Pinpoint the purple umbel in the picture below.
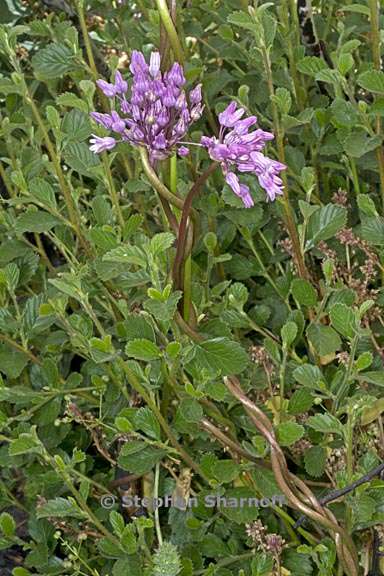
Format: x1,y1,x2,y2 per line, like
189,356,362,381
201,101,286,206
89,51,203,162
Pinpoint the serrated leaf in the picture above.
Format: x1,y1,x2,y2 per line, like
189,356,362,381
63,142,100,176
56,91,89,112
358,69,384,94
275,421,304,446
288,389,314,415
15,210,59,234
307,324,341,356
103,245,147,267
118,441,166,475
307,413,343,435
360,215,384,245
0,513,16,537
143,291,182,322
179,398,203,423
29,178,57,210
62,109,92,142
125,339,161,361
329,303,356,339
297,56,328,76
192,337,248,376
36,497,85,519
307,204,347,247
150,232,175,258
0,343,29,378
281,321,297,348
134,407,161,439
32,43,79,79
291,278,318,307
304,446,326,477
227,10,258,32
9,432,40,456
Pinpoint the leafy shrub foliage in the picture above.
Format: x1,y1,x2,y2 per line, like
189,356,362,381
0,1,383,575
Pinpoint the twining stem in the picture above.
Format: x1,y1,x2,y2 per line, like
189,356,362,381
155,0,185,63
368,0,384,210
172,163,218,291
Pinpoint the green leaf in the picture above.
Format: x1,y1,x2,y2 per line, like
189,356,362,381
32,43,79,79
125,339,161,361
358,371,384,387
288,389,314,415
213,460,240,483
56,91,89,112
275,421,305,446
62,109,92,142
297,56,328,76
0,512,16,537
307,324,341,356
307,413,343,435
329,303,356,339
291,278,318,307
227,11,258,32
153,541,181,576
134,407,161,440
0,343,29,378
304,446,326,477
281,321,298,349
15,210,59,234
307,204,347,247
90,335,116,363
120,525,137,555
271,87,291,114
9,432,40,456
355,351,373,372
150,232,175,258
103,245,147,267
63,142,100,176
358,70,384,94
293,364,324,388
29,178,57,210
143,291,182,322
179,398,203,423
37,497,86,519
192,337,248,376
360,215,384,245
118,441,166,475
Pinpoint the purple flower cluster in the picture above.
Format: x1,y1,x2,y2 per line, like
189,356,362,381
89,51,203,161
89,51,286,208
201,102,286,205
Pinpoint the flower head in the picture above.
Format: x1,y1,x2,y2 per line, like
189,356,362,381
90,51,203,162
89,135,116,153
201,101,286,206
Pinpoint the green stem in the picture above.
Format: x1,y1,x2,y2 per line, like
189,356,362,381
154,463,163,546
75,0,98,80
155,0,184,63
368,0,384,210
25,90,90,255
118,358,206,480
139,147,184,210
102,155,125,228
257,37,308,279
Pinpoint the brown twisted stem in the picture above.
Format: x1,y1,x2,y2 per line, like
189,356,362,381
172,163,218,290
224,375,359,576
